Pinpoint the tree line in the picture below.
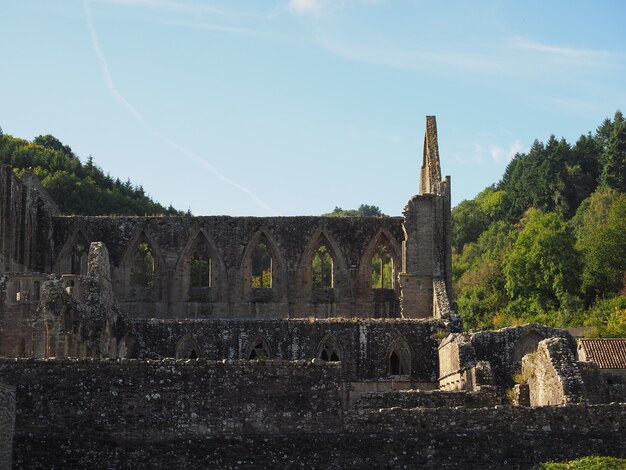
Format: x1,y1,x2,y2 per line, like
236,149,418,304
452,111,626,337
0,128,183,216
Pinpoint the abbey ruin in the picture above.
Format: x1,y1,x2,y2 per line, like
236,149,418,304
0,117,624,469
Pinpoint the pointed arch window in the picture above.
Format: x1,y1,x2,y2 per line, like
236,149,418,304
312,244,334,288
372,244,393,289
130,239,155,288
388,338,411,376
190,236,212,288
319,341,340,362
251,240,272,289
175,334,200,359
71,235,89,275
248,338,270,359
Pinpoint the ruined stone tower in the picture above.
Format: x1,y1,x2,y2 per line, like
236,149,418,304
399,116,453,319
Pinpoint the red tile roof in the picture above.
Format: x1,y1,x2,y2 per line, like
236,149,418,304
578,339,626,369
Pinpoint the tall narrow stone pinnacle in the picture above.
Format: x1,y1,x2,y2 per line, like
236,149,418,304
419,115,442,195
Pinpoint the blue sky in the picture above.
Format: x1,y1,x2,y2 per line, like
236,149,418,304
1,0,625,216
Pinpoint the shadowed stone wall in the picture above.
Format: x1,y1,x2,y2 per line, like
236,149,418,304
0,383,15,470
132,318,446,383
0,166,57,274
0,358,624,469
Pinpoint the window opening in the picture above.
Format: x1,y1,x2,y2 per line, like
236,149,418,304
312,244,333,288
130,240,155,288
320,342,340,362
190,236,211,288
372,244,393,289
251,241,272,288
33,280,41,301
248,339,270,359
71,237,89,275
388,340,411,375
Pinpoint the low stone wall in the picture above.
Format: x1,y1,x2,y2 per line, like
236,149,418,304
0,359,625,469
0,383,15,470
0,358,343,439
356,388,498,410
132,318,445,382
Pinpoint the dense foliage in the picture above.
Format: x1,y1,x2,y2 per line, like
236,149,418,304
453,111,626,336
0,128,182,216
323,204,384,217
533,456,626,469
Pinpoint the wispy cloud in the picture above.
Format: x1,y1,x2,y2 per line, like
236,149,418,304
317,35,510,76
287,0,325,15
452,138,524,166
83,0,278,215
508,36,619,69
151,19,263,35
285,0,383,17
316,33,623,79
91,0,229,16
489,141,523,164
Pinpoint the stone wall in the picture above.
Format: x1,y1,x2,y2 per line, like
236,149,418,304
50,215,408,320
356,388,498,410
0,274,49,358
0,383,15,470
0,358,624,469
522,337,586,406
132,318,445,383
440,324,574,391
0,165,57,273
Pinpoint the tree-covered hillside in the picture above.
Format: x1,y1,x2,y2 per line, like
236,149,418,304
453,111,626,337
0,128,182,216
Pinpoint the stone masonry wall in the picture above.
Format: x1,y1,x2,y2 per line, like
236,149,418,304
356,388,498,410
50,215,407,319
0,358,343,468
0,383,15,470
469,324,574,390
522,337,586,406
0,165,56,273
0,358,624,469
0,274,49,358
132,318,445,383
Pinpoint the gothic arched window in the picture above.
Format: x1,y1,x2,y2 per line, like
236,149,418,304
372,244,393,289
248,337,270,359
252,241,272,289
320,341,340,362
130,239,155,288
175,334,200,359
312,244,333,288
190,236,211,288
388,338,411,376
71,235,89,275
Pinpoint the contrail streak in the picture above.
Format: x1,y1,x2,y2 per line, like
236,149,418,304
83,0,278,215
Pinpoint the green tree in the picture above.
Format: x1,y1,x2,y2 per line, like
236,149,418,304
0,132,182,216
451,199,487,252
576,190,626,300
324,205,385,217
503,210,581,317
33,134,74,157
453,220,516,329
599,110,626,193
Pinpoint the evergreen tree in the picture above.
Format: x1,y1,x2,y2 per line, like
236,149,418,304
599,111,626,192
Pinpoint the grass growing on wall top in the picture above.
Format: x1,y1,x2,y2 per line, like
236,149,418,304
534,456,626,469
